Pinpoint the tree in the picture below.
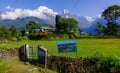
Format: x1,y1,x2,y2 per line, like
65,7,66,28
55,15,63,32
26,21,40,32
21,29,26,36
0,26,11,40
55,15,78,33
95,22,104,36
102,5,120,23
104,22,120,36
64,18,78,33
78,28,82,34
9,25,18,37
102,5,120,36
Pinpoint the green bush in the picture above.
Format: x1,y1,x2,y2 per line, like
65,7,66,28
79,35,115,39
28,32,53,40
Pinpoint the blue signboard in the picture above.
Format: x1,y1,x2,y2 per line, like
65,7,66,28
56,40,77,53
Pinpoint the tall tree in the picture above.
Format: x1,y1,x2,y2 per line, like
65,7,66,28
26,21,40,32
105,22,120,36
102,5,120,36
102,5,120,23
55,15,63,32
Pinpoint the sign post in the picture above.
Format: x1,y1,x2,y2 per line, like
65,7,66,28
56,40,77,57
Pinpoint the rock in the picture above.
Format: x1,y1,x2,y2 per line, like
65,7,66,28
0,53,2,57
33,68,38,71
0,48,18,60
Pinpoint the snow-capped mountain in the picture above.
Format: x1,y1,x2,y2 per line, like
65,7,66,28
84,17,107,34
0,6,111,33
0,17,51,28
59,11,94,29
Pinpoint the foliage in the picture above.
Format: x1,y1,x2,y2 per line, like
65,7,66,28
104,22,120,36
102,5,120,23
55,15,63,32
48,56,120,73
79,35,115,39
20,29,26,36
26,21,40,32
116,30,120,38
55,15,78,33
95,22,104,36
0,26,12,40
9,25,19,37
28,32,53,40
52,33,70,40
0,25,22,41
102,5,120,37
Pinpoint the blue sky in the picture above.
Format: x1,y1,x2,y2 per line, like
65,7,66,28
0,0,120,17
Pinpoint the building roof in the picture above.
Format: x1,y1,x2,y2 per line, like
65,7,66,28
41,27,55,29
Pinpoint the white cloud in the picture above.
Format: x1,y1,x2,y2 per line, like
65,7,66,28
2,6,58,20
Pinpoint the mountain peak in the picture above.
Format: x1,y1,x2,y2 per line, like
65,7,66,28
62,9,69,14
85,16,95,22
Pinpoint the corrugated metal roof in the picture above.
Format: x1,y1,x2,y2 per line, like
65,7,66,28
41,27,54,29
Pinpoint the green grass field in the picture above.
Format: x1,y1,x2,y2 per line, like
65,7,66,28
1,39,120,58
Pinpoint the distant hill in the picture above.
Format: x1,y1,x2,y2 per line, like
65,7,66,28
0,17,52,29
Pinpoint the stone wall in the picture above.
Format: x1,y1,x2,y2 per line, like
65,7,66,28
0,48,18,61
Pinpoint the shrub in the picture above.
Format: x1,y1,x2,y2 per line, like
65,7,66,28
28,32,53,40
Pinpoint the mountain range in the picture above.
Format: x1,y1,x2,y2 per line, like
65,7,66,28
0,6,108,33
